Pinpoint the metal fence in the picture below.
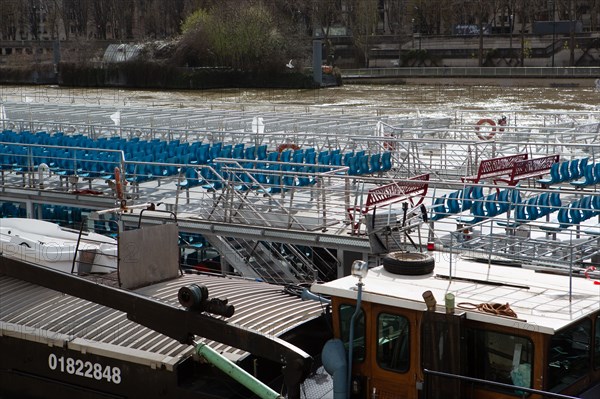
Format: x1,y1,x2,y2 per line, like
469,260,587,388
342,67,600,79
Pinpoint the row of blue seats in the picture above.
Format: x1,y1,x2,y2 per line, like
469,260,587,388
570,162,600,188
430,186,486,221
2,130,392,181
178,160,322,193
456,189,522,225
0,201,26,218
510,191,561,224
131,147,394,190
538,157,589,186
1,130,271,163
0,144,122,179
539,195,600,232
39,204,84,227
3,130,374,169
432,185,600,233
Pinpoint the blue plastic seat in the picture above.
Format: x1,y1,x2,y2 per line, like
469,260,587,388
342,151,354,166
430,195,448,221
577,158,589,177
317,151,330,164
580,196,594,221
508,188,522,208
357,154,369,175
295,166,313,186
568,199,583,225
457,197,486,225
369,153,381,174
256,145,267,160
570,164,595,188
380,152,392,172
319,153,332,171
233,143,245,159
538,162,561,186
280,150,292,163
346,155,359,176
178,167,201,189
467,185,484,200
594,163,600,184
458,189,473,211
539,207,571,233
525,196,540,221
245,146,256,160
568,158,583,180
305,150,317,165
209,142,222,161
592,194,600,214
200,163,223,191
267,151,279,162
536,192,550,217
196,144,210,164
446,191,461,214
484,192,502,217
220,144,233,158
292,150,305,165
514,202,527,223
549,191,562,212
558,161,571,182
496,190,511,214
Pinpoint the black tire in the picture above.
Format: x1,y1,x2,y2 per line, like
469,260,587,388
382,252,435,275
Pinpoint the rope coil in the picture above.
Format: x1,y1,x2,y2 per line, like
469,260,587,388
457,302,518,318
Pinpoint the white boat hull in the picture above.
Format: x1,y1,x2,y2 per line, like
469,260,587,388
0,218,117,274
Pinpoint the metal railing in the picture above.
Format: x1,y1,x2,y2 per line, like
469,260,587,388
342,66,600,79
423,369,580,399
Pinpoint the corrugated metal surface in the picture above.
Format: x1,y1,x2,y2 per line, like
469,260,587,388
0,272,325,362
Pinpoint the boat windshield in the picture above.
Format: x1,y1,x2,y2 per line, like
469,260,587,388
376,312,410,372
466,329,533,394
547,318,592,392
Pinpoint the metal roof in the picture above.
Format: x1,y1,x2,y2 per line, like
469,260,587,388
0,272,325,363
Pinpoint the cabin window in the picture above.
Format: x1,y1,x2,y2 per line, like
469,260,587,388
595,315,600,369
376,312,409,372
339,304,365,362
547,319,592,391
466,329,533,394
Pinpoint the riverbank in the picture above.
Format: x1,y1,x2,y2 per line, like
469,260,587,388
344,76,598,87
342,66,600,87
0,63,329,89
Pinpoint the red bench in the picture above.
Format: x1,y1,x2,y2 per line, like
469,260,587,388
495,154,560,186
462,153,528,183
348,173,430,234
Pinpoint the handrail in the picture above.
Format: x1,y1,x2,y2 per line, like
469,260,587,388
423,369,580,399
342,66,600,79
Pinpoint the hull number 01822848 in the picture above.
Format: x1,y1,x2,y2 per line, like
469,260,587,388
48,353,122,384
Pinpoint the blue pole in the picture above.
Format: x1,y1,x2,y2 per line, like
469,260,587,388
346,281,363,398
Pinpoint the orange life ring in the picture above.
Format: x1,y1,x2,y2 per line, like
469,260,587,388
475,119,497,140
277,143,300,152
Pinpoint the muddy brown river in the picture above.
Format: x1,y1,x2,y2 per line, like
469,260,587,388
1,83,598,115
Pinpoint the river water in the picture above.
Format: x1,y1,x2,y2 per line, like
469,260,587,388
1,83,599,116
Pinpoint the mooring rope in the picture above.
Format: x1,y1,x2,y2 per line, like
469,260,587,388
457,302,518,318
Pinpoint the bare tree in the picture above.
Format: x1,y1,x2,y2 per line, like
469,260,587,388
347,0,379,67
92,0,117,39
59,0,90,40
309,0,343,65
0,0,21,40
